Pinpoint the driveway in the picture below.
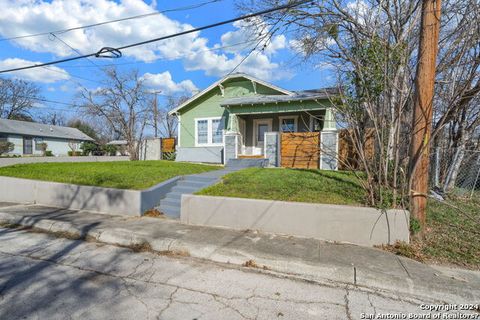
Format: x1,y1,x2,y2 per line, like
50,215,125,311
0,227,437,320
0,156,130,167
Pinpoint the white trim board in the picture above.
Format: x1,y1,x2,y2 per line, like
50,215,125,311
278,115,299,132
253,118,273,150
194,117,224,147
168,73,293,115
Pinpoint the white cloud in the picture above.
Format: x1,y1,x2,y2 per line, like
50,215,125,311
0,58,70,83
141,71,198,94
346,0,371,25
0,0,291,81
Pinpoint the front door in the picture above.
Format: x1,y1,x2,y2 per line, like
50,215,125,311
253,119,272,154
23,137,33,155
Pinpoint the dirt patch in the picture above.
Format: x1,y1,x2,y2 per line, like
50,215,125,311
143,209,164,218
377,241,426,262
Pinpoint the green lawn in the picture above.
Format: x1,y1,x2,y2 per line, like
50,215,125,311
421,196,479,268
382,195,480,269
0,161,220,190
197,167,366,206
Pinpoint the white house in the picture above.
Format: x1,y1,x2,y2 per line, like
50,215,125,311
0,118,94,156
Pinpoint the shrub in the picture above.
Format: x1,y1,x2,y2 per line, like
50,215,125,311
80,141,99,156
0,141,14,155
102,144,118,156
67,151,82,156
45,150,53,157
37,142,48,156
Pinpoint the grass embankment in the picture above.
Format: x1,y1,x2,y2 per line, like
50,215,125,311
197,167,365,206
0,161,219,190
385,195,480,269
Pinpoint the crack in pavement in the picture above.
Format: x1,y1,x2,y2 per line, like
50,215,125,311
344,285,353,320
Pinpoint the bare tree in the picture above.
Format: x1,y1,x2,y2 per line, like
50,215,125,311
241,0,480,209
37,111,66,126
0,78,41,120
79,68,149,160
149,94,188,138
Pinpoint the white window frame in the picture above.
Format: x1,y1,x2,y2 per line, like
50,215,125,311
194,117,224,147
252,118,273,149
278,115,298,132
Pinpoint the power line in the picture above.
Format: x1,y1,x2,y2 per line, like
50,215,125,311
0,0,311,74
0,0,223,42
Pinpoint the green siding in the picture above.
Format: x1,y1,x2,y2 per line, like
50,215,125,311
178,78,285,147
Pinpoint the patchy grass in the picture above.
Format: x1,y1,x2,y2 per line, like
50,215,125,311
383,196,480,269
0,160,220,190
197,168,366,206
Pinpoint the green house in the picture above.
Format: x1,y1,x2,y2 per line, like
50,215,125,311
169,73,339,170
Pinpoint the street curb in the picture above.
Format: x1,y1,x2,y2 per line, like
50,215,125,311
0,211,477,305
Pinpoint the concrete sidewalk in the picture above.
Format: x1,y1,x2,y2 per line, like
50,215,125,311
0,202,478,304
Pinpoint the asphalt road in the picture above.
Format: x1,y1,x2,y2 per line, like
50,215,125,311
0,227,470,320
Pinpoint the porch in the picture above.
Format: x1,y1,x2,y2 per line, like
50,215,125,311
223,108,339,170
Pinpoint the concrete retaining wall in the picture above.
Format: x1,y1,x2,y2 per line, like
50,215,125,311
176,147,223,164
181,195,410,247
0,176,180,216
0,156,130,168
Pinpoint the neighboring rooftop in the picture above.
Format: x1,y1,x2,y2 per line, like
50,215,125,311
221,87,339,106
107,140,128,145
0,118,94,141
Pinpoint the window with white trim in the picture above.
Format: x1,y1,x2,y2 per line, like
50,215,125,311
279,116,298,132
197,120,208,144
35,137,44,151
195,117,224,146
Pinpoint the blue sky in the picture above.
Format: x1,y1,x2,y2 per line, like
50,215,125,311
0,0,334,119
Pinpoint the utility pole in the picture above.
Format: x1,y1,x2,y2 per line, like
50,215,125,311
151,91,161,138
410,0,442,235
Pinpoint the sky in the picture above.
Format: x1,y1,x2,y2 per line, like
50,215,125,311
0,0,335,122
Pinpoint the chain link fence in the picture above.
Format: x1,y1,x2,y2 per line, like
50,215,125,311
430,147,480,199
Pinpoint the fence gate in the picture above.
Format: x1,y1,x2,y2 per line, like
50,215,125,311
281,132,320,169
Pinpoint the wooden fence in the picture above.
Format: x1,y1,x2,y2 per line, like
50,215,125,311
161,138,176,152
281,132,320,169
338,129,375,170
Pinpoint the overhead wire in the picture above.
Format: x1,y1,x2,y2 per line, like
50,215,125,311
0,0,223,42
0,0,311,74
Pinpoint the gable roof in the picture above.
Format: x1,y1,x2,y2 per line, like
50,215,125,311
221,87,339,106
0,118,95,141
168,73,293,115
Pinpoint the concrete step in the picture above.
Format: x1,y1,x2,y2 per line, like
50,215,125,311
160,197,181,207
176,180,212,189
161,192,182,202
185,175,217,183
171,185,199,194
158,204,180,218
226,158,268,168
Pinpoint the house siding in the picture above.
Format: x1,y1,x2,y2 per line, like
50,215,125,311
178,79,284,148
3,134,87,156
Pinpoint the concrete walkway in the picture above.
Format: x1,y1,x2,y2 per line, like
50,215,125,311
0,202,478,305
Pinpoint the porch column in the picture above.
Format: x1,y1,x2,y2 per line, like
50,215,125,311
323,107,336,131
320,107,338,170
223,132,240,164
227,113,239,133
264,132,280,167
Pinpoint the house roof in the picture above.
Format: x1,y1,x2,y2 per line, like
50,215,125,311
168,73,293,115
107,140,128,145
220,87,339,106
0,118,95,141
